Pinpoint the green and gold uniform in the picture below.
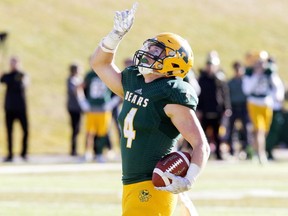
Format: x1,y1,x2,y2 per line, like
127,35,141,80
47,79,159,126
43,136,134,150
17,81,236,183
118,66,198,215
84,71,113,154
84,71,113,110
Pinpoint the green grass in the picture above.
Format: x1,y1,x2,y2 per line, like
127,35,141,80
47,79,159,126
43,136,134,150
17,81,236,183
0,160,288,216
0,0,288,155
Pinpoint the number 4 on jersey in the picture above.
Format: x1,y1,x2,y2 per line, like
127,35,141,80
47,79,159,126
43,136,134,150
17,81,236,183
123,108,138,148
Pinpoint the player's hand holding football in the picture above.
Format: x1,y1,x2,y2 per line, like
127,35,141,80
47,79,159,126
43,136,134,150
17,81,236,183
156,172,192,194
156,164,201,194
100,2,138,53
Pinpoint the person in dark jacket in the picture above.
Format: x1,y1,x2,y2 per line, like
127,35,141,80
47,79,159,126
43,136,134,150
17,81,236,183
227,61,250,157
66,63,84,156
1,56,29,162
197,51,231,160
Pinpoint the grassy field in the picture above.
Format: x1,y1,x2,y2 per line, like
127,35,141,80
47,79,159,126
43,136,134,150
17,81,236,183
0,159,288,216
0,0,288,155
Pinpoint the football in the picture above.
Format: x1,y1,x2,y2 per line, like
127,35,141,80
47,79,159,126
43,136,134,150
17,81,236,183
152,151,191,187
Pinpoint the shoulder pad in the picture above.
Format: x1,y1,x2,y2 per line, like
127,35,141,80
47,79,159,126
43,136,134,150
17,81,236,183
167,79,198,111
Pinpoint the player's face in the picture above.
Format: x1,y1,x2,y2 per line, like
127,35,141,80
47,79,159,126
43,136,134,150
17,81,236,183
148,45,165,58
206,62,219,73
139,40,166,66
133,39,168,75
146,45,165,65
234,65,244,76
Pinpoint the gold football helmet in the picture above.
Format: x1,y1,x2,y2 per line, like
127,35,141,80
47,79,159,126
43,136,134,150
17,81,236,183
244,50,269,67
133,32,194,78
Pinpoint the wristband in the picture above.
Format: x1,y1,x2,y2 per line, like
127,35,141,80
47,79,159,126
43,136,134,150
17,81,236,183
185,163,201,185
100,30,124,53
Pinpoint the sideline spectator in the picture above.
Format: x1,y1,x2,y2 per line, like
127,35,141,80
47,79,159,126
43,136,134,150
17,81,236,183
184,69,201,96
83,66,120,162
242,51,283,164
197,51,231,160
0,56,29,162
66,63,84,156
226,61,250,158
265,57,285,160
123,57,133,68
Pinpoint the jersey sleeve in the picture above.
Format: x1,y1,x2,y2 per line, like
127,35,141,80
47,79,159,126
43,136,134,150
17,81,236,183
167,80,198,111
121,66,138,89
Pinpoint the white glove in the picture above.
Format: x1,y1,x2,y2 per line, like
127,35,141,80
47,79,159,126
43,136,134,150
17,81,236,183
100,2,138,53
113,2,138,36
155,172,192,194
155,163,201,194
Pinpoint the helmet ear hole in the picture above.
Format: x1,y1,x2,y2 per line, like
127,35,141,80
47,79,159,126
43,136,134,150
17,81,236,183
172,63,180,68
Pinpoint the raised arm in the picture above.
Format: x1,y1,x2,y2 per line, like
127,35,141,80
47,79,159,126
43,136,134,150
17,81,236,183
90,46,123,97
90,3,138,98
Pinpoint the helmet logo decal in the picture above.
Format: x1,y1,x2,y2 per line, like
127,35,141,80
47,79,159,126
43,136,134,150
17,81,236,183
140,58,149,64
178,47,189,63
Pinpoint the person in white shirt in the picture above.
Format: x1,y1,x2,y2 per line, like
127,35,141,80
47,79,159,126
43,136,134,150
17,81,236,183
242,51,283,164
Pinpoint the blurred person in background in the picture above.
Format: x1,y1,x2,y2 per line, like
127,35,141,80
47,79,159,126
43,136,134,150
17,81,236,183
66,63,84,156
83,64,121,162
264,57,285,160
123,57,134,68
197,51,231,160
0,56,29,162
226,61,250,158
184,69,201,96
242,51,283,164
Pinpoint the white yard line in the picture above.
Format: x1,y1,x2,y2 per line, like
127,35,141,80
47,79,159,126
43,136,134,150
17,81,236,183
0,162,121,174
1,155,288,201
189,189,288,199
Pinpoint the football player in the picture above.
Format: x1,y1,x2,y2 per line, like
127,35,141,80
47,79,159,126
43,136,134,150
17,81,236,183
90,3,210,215
243,51,284,164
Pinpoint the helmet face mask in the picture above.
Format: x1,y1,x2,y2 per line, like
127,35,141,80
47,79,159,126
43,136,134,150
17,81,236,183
133,39,166,75
133,33,194,78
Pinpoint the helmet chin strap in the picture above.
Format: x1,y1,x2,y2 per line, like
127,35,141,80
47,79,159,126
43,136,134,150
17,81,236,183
138,66,174,77
138,67,167,77
138,64,154,75
138,64,173,77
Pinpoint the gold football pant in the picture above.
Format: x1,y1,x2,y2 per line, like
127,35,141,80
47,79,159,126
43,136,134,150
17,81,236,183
122,180,178,216
85,112,112,136
247,102,273,132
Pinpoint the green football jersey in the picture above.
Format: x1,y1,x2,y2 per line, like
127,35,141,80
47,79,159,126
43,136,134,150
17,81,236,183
118,66,198,185
84,70,113,109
